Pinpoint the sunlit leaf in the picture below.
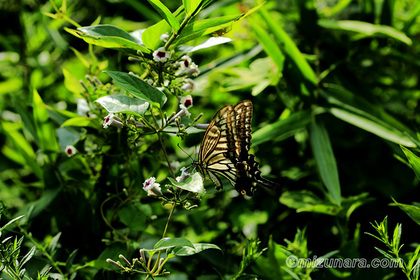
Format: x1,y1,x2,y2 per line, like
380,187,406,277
61,117,98,129
310,119,341,205
169,243,222,256
259,7,316,86
96,95,149,116
391,198,420,226
177,37,233,53
253,110,311,146
280,190,340,215
142,19,171,50
400,146,420,180
174,14,242,45
322,85,416,147
318,19,412,45
104,71,167,107
152,237,195,251
65,25,150,54
249,19,284,72
168,172,205,195
33,89,59,156
146,0,180,32
183,0,202,16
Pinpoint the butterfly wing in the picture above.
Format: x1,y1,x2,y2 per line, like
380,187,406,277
197,100,280,196
233,100,253,161
198,105,237,189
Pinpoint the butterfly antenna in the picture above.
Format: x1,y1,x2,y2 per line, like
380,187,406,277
177,143,194,162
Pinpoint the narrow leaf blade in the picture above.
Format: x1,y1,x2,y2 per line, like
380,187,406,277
310,119,341,205
147,0,180,32
401,146,420,180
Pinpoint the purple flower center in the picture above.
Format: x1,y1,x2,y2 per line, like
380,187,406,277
66,148,73,155
157,51,166,59
105,116,110,123
183,60,190,68
184,99,192,108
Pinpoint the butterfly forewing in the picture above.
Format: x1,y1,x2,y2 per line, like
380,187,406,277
198,105,237,189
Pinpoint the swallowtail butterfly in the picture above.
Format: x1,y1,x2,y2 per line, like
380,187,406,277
193,100,279,196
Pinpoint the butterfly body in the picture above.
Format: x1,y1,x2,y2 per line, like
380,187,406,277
194,100,279,196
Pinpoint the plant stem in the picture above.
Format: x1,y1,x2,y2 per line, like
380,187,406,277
162,202,176,239
150,106,176,179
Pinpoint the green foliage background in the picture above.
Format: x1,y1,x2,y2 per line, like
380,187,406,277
1,0,420,279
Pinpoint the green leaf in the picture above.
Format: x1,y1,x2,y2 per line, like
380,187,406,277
61,117,98,129
177,37,233,53
183,0,202,16
259,7,316,86
48,232,62,253
65,25,150,54
0,122,42,178
392,223,402,251
318,19,412,45
142,7,184,50
329,108,416,147
63,68,84,95
374,247,395,260
151,237,195,251
146,0,180,32
401,146,420,180
249,19,284,72
33,89,59,156
412,258,420,280
169,243,222,257
1,215,24,231
0,77,22,96
253,110,311,146
168,172,205,195
118,205,147,231
104,71,167,107
391,198,420,226
407,245,420,270
310,119,341,205
174,14,242,45
19,246,36,270
66,249,78,272
280,190,340,215
95,95,149,116
322,85,416,147
142,19,171,50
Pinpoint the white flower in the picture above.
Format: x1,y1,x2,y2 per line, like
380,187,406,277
103,113,123,129
143,177,156,191
188,62,200,76
169,103,191,123
77,99,90,116
179,55,192,71
153,47,170,63
65,145,77,157
143,177,162,197
176,167,191,182
179,105,191,118
180,94,193,108
159,33,169,41
180,80,195,92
